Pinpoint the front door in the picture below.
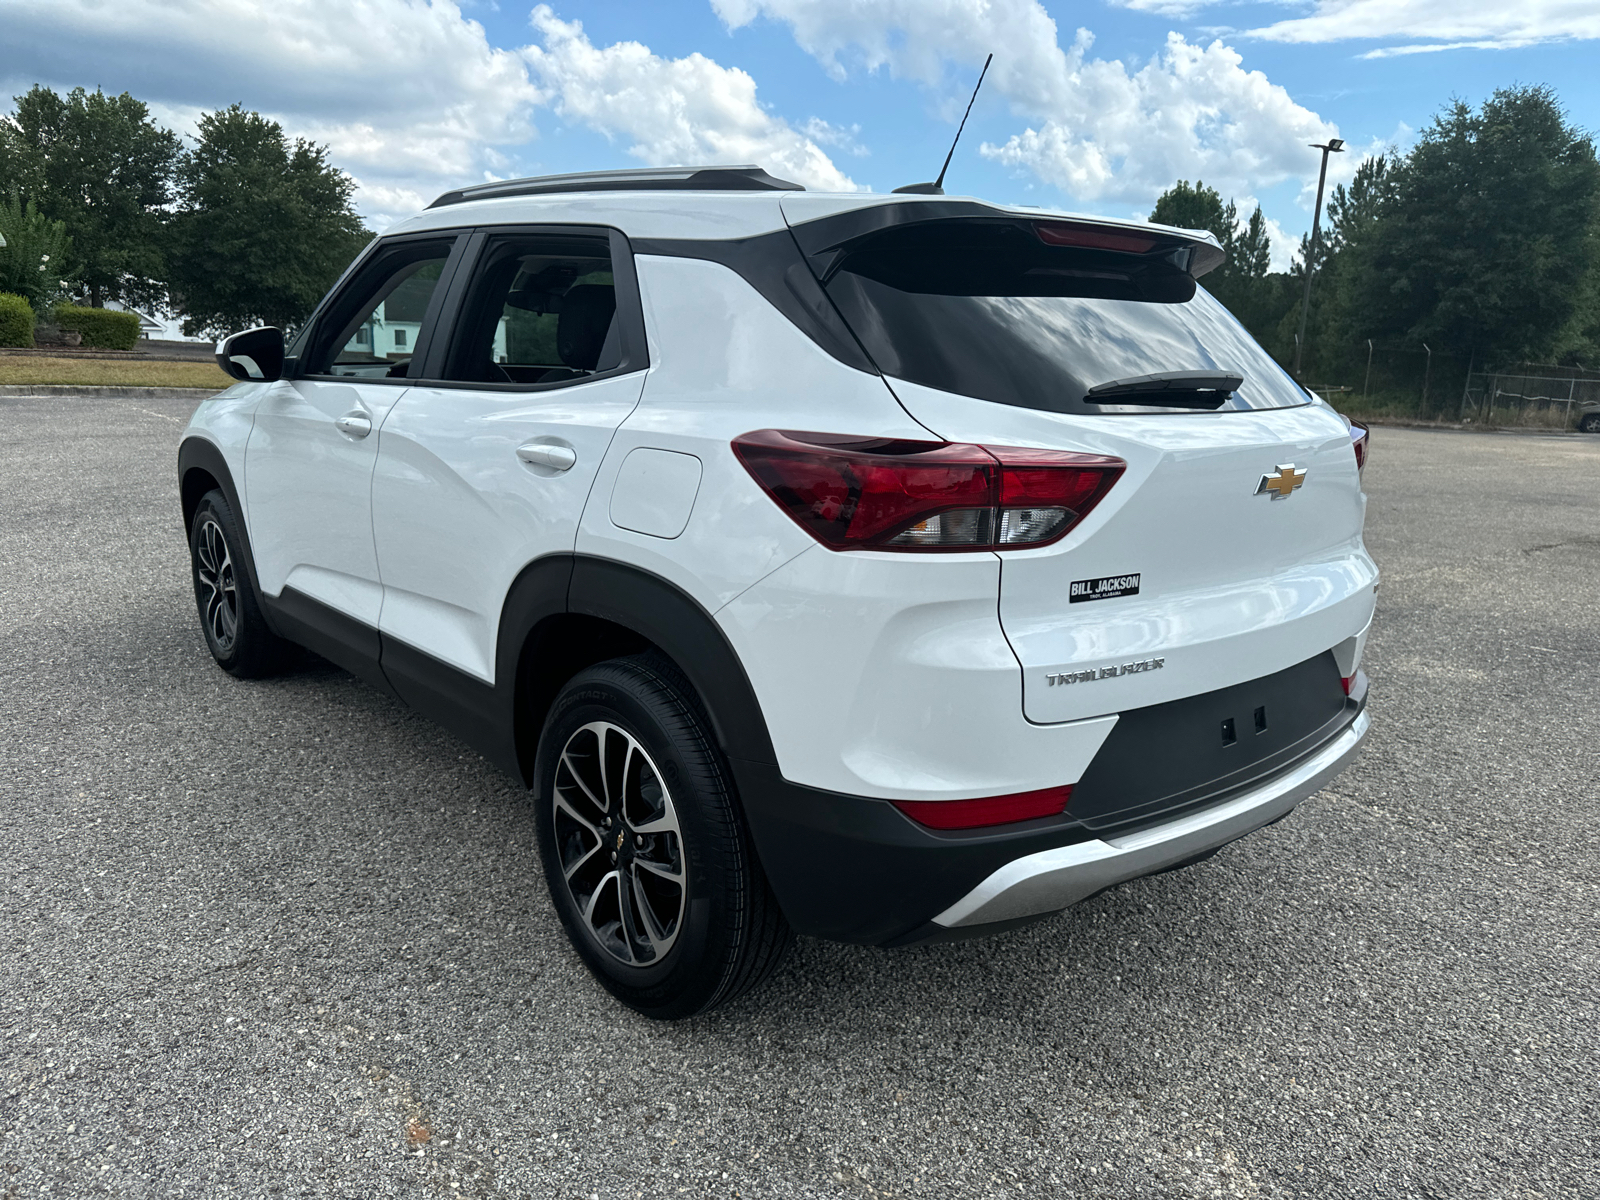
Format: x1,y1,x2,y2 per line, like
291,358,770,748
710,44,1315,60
244,236,460,629
370,228,649,684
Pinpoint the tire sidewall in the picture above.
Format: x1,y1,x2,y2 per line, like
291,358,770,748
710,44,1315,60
533,663,738,1015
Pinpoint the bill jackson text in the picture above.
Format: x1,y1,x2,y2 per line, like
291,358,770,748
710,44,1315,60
1046,657,1166,687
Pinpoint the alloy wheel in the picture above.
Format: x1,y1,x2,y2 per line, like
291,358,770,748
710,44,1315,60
552,721,688,966
195,517,239,653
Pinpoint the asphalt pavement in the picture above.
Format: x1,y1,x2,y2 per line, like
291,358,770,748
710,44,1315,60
2,393,1597,1199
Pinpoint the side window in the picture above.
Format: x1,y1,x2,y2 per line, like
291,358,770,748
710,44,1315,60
441,234,620,385
304,239,455,380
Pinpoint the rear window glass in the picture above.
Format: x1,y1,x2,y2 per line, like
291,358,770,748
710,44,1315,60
821,221,1307,415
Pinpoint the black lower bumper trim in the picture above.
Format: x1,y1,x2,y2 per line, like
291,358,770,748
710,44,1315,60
736,660,1366,947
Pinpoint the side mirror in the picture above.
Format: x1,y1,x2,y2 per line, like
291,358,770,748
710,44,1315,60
216,326,285,382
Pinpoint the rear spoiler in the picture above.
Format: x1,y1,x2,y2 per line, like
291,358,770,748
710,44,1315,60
787,199,1227,283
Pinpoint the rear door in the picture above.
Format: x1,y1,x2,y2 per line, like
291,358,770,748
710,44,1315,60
369,226,649,683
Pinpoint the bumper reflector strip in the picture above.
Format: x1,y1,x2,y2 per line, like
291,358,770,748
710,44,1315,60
892,785,1073,830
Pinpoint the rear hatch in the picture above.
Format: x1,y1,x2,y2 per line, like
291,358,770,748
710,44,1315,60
783,197,1377,726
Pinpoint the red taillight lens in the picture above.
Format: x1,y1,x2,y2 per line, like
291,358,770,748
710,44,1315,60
1349,420,1369,476
732,430,1124,552
892,785,1072,830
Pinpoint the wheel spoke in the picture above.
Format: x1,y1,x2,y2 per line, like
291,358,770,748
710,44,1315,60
629,812,678,836
581,869,618,925
560,750,607,814
632,855,683,883
629,863,678,960
553,789,602,840
562,839,603,881
582,870,635,965
615,868,648,958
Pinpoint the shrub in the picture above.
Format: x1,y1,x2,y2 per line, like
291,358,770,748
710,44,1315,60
0,191,73,309
0,293,34,348
55,303,142,350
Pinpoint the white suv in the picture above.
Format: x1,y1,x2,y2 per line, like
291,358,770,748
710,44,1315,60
180,165,1376,1018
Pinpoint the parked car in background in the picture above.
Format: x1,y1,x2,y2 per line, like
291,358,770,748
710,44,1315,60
179,165,1376,1017
1578,400,1600,432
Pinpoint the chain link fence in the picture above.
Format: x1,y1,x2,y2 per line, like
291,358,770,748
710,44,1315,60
1460,363,1600,427
1303,343,1472,419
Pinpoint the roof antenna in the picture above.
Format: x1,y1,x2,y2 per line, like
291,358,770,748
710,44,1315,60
894,54,992,196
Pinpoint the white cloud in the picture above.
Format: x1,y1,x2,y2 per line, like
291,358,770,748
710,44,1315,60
1109,0,1209,16
0,0,858,228
1358,40,1541,59
715,0,1342,212
800,117,869,157
1246,0,1600,50
521,6,859,190
0,0,540,225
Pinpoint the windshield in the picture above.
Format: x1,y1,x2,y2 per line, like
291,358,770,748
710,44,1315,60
821,220,1308,415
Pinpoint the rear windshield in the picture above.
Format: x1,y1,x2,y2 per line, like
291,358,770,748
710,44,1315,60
821,220,1308,415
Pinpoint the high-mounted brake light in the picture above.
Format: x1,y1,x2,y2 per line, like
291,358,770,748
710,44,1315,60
892,785,1073,830
1349,420,1369,476
1035,222,1156,254
732,430,1125,552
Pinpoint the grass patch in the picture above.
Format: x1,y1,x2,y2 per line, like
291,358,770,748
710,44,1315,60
0,355,232,390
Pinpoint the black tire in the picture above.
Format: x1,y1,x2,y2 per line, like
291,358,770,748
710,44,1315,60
534,654,792,1018
1579,413,1600,433
188,489,295,678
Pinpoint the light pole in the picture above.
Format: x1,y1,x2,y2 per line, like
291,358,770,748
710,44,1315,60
1293,137,1345,377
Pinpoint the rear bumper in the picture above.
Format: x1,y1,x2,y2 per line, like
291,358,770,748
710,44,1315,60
735,676,1368,947
931,707,1368,928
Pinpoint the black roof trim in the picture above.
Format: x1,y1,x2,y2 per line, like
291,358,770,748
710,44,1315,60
427,165,805,209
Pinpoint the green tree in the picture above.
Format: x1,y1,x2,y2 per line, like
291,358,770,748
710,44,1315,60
0,86,180,309
1281,154,1392,372
0,189,74,308
166,105,370,337
1550,209,1600,365
1348,85,1600,364
1150,179,1275,334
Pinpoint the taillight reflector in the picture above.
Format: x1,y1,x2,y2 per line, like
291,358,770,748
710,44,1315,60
1349,420,1369,476
732,430,1125,552
892,786,1072,830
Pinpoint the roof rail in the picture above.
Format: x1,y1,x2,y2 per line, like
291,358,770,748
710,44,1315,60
427,165,805,209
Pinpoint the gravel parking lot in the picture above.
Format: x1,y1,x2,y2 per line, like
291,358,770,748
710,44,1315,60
2,392,1597,1199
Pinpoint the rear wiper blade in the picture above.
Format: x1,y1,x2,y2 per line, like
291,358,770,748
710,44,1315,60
1085,370,1244,409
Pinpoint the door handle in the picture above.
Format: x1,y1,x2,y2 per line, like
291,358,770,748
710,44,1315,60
516,442,577,472
335,411,372,439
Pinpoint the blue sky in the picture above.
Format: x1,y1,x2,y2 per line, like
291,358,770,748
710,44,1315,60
2,0,1597,272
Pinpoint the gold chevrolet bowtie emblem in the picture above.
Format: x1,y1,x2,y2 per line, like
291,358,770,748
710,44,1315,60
1255,464,1307,499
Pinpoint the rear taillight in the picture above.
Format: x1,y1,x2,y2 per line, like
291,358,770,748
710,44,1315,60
892,785,1072,830
732,430,1124,552
1349,420,1369,476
